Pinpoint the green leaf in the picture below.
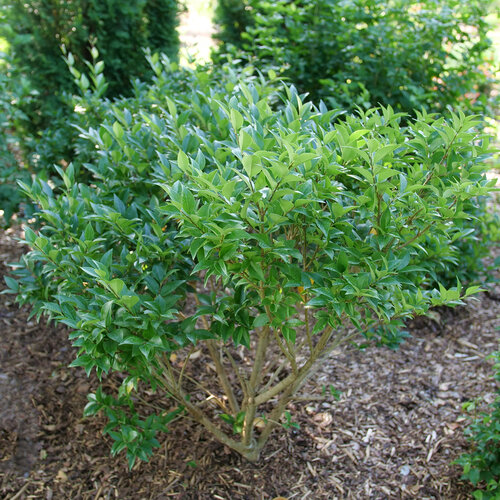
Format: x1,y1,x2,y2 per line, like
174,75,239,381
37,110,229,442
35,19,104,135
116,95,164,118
24,227,37,244
177,150,190,172
336,251,349,273
169,180,183,204
121,295,139,310
293,152,318,164
4,276,18,292
109,278,125,296
377,168,400,182
121,335,144,346
253,314,269,328
373,145,398,164
239,130,253,150
230,109,244,130
233,326,250,347
84,223,95,241
181,188,196,214
312,316,328,334
113,121,124,140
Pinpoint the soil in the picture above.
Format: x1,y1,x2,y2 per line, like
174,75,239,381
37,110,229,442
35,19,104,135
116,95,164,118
0,224,499,500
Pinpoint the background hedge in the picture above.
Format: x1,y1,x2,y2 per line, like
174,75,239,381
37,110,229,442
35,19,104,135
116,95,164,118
2,0,180,132
214,0,496,115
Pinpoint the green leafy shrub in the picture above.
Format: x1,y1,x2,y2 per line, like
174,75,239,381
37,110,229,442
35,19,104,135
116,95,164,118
455,350,500,499
6,61,495,466
214,0,496,115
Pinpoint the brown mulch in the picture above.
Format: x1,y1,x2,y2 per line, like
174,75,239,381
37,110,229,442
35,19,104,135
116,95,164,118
0,225,498,500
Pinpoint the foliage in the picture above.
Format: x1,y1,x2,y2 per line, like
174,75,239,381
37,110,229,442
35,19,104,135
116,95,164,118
5,59,496,466
0,1,180,223
0,43,107,224
429,197,499,289
214,0,496,115
212,0,499,288
27,46,112,178
455,350,500,499
0,54,34,226
2,0,180,133
213,0,255,47
81,0,180,96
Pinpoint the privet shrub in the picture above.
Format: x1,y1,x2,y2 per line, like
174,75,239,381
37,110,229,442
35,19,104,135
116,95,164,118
2,0,180,132
455,350,500,499
214,0,495,114
6,62,495,466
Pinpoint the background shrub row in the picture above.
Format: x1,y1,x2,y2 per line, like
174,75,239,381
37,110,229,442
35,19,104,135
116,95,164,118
214,0,497,116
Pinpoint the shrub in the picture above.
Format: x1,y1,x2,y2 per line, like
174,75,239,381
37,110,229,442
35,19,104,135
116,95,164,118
6,61,495,466
455,350,500,499
214,0,496,115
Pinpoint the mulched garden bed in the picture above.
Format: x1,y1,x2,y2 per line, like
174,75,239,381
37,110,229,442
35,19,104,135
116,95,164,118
0,224,498,500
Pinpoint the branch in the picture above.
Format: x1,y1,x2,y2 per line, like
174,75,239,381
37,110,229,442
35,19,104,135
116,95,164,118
159,354,229,412
271,324,297,372
207,340,240,414
242,325,271,446
260,336,309,394
174,381,251,457
397,223,432,250
193,294,240,414
254,373,294,406
177,345,196,389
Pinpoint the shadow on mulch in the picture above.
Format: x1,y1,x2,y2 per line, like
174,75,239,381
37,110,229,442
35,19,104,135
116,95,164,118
0,225,498,500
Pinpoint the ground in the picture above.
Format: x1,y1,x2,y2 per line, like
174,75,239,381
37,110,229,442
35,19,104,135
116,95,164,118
0,223,498,500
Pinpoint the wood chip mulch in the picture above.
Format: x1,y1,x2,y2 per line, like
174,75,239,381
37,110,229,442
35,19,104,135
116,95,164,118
0,225,498,500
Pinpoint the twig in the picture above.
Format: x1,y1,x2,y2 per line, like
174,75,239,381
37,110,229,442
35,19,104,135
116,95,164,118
261,337,309,394
8,481,30,500
222,346,249,397
397,223,432,250
177,345,196,390
271,325,297,372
